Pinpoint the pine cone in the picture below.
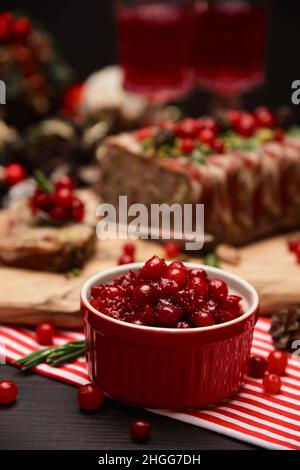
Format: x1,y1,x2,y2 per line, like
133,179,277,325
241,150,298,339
270,307,300,351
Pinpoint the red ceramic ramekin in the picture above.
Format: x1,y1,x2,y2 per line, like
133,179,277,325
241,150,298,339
81,262,259,410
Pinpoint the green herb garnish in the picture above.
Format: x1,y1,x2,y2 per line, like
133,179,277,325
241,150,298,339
14,340,86,371
34,169,54,193
204,252,220,268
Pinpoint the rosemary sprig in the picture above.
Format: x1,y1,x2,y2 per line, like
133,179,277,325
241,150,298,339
34,169,54,193
204,252,220,268
13,340,86,371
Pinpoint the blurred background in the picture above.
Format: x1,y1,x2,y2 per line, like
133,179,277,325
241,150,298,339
1,0,299,118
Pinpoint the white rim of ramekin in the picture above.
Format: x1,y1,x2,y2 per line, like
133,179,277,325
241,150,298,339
81,262,259,334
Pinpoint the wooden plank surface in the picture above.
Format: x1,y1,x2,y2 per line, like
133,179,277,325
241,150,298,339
0,229,299,327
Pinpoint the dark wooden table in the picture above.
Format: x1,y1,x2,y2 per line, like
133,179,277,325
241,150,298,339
0,364,256,450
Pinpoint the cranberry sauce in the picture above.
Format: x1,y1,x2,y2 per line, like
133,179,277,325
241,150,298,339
89,257,243,329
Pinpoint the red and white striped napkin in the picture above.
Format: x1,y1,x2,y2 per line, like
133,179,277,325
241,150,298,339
0,318,299,450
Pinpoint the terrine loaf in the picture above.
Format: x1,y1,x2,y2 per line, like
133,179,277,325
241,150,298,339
0,176,98,272
97,109,300,245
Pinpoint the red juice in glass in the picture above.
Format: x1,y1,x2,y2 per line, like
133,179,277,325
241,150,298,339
117,1,195,101
194,1,267,96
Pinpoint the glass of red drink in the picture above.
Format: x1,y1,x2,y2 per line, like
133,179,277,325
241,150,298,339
194,0,267,97
116,0,195,102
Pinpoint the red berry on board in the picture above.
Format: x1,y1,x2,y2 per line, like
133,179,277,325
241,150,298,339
11,17,32,40
71,197,85,222
78,383,104,410
233,113,256,137
160,120,177,132
209,279,228,300
4,163,27,186
156,301,183,327
198,128,215,146
140,256,165,281
136,128,152,141
198,117,219,134
55,176,75,191
254,106,276,129
263,373,282,394
228,109,242,126
164,241,181,259
0,380,18,405
49,205,68,220
0,14,11,41
35,323,55,346
118,254,135,265
180,138,195,154
288,238,300,252
130,420,151,443
274,128,284,142
123,242,136,257
248,355,268,378
165,262,187,288
175,119,200,139
61,83,85,116
267,350,288,376
54,188,73,208
211,138,224,154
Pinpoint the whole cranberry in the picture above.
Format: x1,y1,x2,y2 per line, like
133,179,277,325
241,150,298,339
274,128,284,142
160,120,177,132
33,191,54,211
104,286,123,299
189,268,207,279
49,205,68,220
180,138,195,154
11,17,32,40
118,254,134,265
4,163,27,186
267,350,288,376
233,113,256,137
176,118,200,139
55,175,75,191
78,383,104,410
164,241,181,259
141,304,157,326
211,138,224,154
248,355,268,378
263,373,282,395
254,106,276,129
136,128,152,141
71,197,85,222
130,420,151,443
132,284,157,306
165,262,187,288
198,117,219,134
0,14,11,41
220,295,242,317
35,323,55,345
55,188,73,208
140,256,165,281
198,128,215,146
191,309,214,327
215,309,235,324
159,278,180,297
188,276,209,297
0,380,18,405
209,279,228,300
228,109,242,126
156,301,183,327
123,242,136,257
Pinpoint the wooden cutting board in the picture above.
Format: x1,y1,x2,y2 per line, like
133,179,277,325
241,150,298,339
0,228,299,327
